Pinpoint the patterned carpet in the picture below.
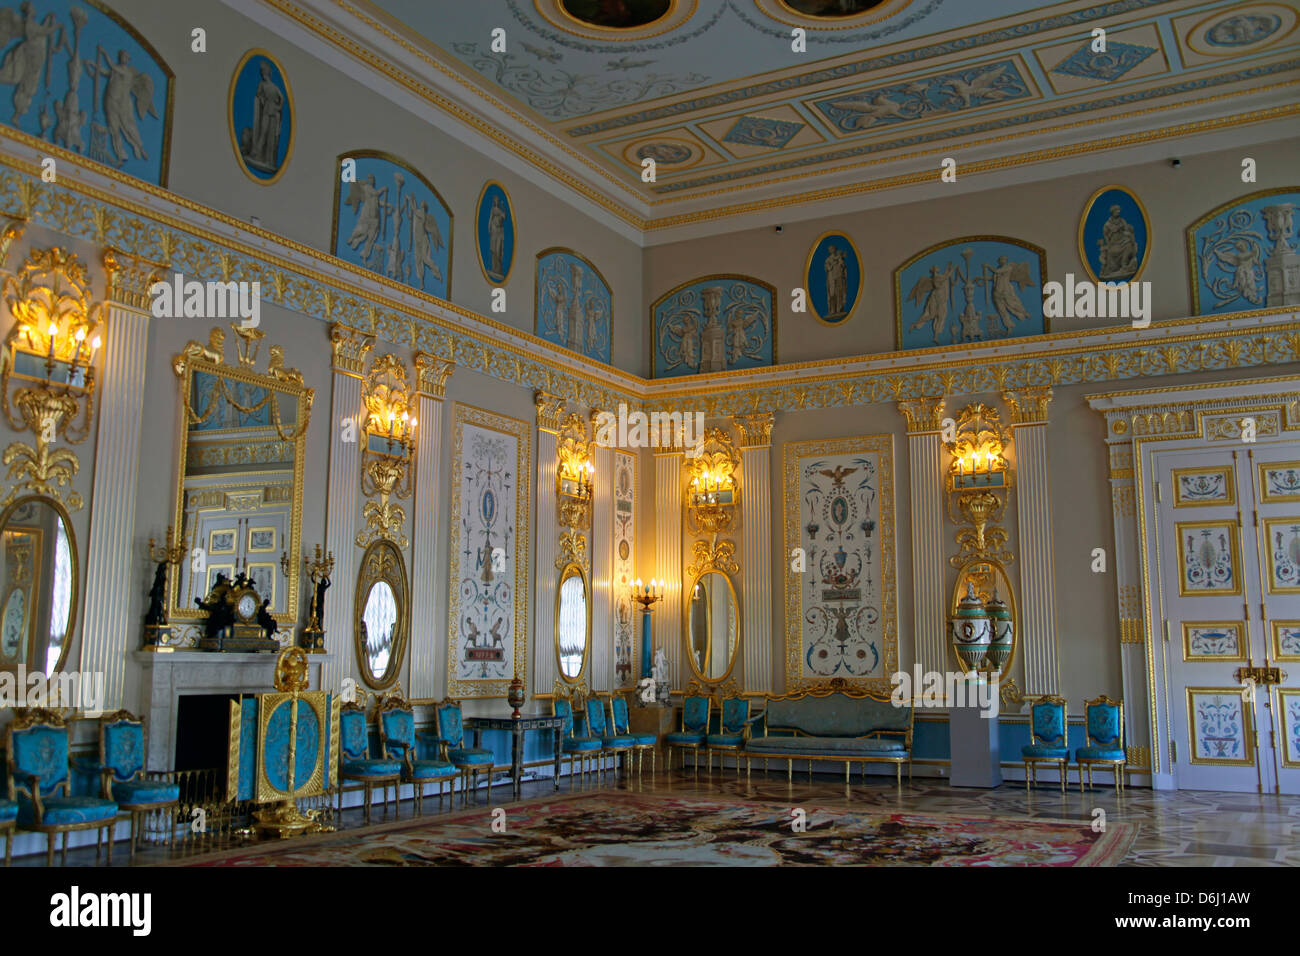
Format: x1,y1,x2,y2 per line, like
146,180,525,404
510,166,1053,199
184,790,1137,866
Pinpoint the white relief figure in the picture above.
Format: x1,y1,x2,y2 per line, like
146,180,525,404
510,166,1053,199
907,262,957,345
585,296,603,356
90,47,156,164
824,242,847,318
0,2,60,124
679,314,699,369
726,306,748,363
382,172,406,282
988,256,1033,333
407,197,444,290
1097,204,1139,280
345,173,387,263
1215,239,1263,305
543,270,568,344
566,263,585,352
245,60,284,172
52,6,88,152
487,195,506,278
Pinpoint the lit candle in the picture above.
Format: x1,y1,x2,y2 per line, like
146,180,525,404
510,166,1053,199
89,335,101,365
46,321,57,358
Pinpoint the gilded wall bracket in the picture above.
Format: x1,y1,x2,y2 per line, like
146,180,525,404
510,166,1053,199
357,353,416,549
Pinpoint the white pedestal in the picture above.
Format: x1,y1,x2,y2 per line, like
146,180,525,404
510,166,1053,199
948,681,1002,788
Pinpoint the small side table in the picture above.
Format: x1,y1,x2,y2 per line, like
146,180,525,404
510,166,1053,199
466,714,565,800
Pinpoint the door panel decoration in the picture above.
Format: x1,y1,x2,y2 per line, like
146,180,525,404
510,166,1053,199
1171,465,1235,507
1263,518,1300,592
1280,689,1300,769
1186,688,1254,766
1259,460,1300,503
1273,621,1300,662
1181,621,1245,662
1175,520,1241,595
447,404,530,699
782,434,896,694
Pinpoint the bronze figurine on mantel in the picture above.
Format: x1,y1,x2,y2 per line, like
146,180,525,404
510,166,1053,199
282,544,333,653
142,527,186,652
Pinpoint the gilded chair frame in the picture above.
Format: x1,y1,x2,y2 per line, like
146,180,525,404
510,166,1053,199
551,679,600,786
706,694,752,776
585,692,631,778
433,697,495,806
337,698,399,823
609,692,657,776
0,806,11,866
6,708,117,866
1023,695,1069,793
1078,695,1126,793
376,690,454,815
665,693,712,777
742,688,914,786
94,710,178,857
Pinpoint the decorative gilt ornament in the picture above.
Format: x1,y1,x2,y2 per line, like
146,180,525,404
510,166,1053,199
556,412,593,532
687,537,738,578
684,426,740,536
944,403,1015,567
357,353,416,549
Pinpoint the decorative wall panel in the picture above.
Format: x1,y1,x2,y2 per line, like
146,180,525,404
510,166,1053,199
613,449,636,688
895,236,1046,350
447,404,531,698
1186,688,1253,766
782,435,896,694
535,248,611,364
332,150,453,300
1263,517,1300,593
652,275,774,377
1181,622,1245,662
1175,520,1241,595
1188,187,1300,314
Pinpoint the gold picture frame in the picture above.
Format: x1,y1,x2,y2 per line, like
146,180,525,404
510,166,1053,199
1170,465,1235,507
208,528,236,555
1181,621,1246,662
1185,687,1255,767
247,526,276,553
1262,517,1300,594
1077,183,1152,285
1278,688,1300,769
1258,460,1300,503
1174,520,1242,596
1272,621,1300,662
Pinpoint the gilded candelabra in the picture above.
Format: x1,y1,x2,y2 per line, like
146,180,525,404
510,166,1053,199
685,427,739,537
357,354,416,549
944,403,1014,567
631,578,664,680
556,413,593,531
283,544,334,653
1,247,103,512
143,526,187,652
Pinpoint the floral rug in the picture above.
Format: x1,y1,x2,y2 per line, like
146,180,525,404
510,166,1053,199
183,791,1137,866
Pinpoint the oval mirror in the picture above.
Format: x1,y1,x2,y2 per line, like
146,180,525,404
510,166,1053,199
354,540,407,689
555,563,589,682
0,496,77,678
686,570,739,682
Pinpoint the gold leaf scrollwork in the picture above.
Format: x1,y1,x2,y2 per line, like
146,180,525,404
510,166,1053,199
357,353,415,549
687,538,738,578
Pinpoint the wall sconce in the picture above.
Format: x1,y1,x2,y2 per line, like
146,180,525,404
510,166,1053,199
1,248,103,512
685,427,739,536
357,354,415,549
944,403,1014,566
556,413,593,531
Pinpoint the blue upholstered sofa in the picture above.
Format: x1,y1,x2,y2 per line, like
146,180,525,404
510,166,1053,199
745,690,913,785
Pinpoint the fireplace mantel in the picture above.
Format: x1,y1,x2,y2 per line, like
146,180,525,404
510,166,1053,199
133,651,333,771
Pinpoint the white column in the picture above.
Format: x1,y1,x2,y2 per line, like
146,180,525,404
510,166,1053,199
590,431,613,691
81,251,157,708
409,354,453,699
736,413,774,694
322,326,373,693
1004,388,1058,696
533,392,564,697
654,451,683,688
898,397,947,678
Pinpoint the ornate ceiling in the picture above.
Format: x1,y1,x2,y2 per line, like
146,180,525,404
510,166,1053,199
276,0,1298,236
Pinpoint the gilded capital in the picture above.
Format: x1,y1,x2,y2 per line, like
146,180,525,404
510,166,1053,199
897,395,946,433
1003,387,1053,425
535,390,565,431
330,323,374,374
102,248,165,312
733,411,774,447
414,352,454,398
0,216,26,270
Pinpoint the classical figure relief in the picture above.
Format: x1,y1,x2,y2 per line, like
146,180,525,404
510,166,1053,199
1080,186,1150,284
535,250,611,364
1096,205,1139,280
652,276,774,377
243,60,283,172
1190,189,1300,313
230,50,292,183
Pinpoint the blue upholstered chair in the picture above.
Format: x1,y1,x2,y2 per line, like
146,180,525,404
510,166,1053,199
377,693,458,814
665,693,711,775
92,711,180,858
433,699,495,806
585,694,632,780
1022,696,1069,793
0,797,14,865
609,693,657,774
551,692,601,787
337,701,401,823
6,708,119,865
706,696,751,775
1077,696,1126,793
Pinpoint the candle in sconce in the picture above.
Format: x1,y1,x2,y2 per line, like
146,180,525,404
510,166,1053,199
46,321,57,358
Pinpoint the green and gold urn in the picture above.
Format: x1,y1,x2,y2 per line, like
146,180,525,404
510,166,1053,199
985,588,1013,672
950,581,992,671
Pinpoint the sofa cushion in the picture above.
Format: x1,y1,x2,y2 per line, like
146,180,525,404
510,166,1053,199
746,735,906,756
764,693,911,738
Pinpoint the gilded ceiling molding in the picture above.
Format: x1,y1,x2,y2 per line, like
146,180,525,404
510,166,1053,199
102,248,166,312
1002,387,1054,425
330,323,375,375
414,351,454,398
896,395,945,433
535,390,566,432
733,411,774,447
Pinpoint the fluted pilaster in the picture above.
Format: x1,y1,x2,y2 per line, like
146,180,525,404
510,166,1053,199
898,396,946,677
736,412,774,693
409,353,453,698
591,436,613,691
655,451,683,689
533,391,565,696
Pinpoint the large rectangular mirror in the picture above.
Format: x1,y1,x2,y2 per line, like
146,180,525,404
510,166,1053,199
168,327,313,641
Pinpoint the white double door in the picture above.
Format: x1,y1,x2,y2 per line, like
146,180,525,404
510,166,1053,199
1150,443,1300,794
